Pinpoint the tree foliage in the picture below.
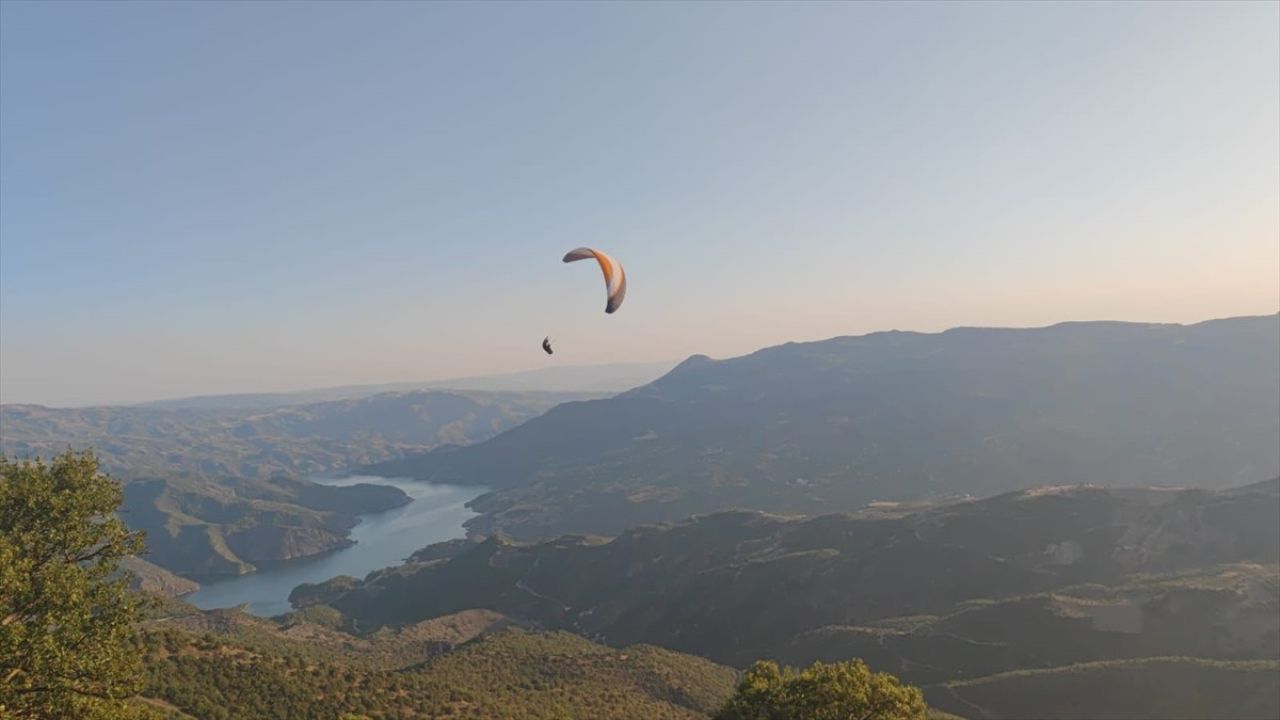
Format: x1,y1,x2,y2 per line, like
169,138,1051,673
0,451,150,719
716,659,927,720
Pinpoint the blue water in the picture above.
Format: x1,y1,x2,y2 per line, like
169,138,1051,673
186,476,486,617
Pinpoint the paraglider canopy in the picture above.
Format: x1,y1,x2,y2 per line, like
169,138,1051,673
563,247,626,314
542,337,553,355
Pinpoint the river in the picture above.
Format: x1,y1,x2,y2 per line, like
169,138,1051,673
186,476,486,617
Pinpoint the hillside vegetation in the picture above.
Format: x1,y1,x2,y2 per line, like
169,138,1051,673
366,316,1280,540
929,658,1280,720
779,563,1280,685
137,612,737,720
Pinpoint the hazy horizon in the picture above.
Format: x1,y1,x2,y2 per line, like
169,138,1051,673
5,313,1275,409
3,2,1277,407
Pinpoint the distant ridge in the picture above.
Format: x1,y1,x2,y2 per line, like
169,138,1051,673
135,361,676,410
1,389,592,480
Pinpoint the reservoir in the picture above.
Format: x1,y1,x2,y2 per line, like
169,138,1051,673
186,476,485,617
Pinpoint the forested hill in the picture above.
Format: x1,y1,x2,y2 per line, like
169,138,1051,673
366,314,1280,540
136,605,738,720
270,477,1280,719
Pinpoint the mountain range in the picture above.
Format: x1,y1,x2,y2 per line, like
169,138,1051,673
365,315,1280,541
129,362,675,410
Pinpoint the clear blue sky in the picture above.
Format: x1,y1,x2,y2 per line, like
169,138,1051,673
2,1,1277,406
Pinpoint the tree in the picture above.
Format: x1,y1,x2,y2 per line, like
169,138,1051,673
716,658,928,720
0,451,150,719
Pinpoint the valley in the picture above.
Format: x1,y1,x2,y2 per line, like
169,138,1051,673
186,476,486,616
1,388,591,584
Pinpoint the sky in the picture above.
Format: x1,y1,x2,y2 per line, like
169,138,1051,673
1,1,1277,407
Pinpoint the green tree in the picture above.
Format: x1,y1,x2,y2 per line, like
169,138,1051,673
716,658,927,720
1,451,150,719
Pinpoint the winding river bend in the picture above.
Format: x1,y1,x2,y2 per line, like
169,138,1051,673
186,476,486,617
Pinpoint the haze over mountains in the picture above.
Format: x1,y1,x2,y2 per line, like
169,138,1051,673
367,315,1280,540
1,389,597,480
32,361,675,411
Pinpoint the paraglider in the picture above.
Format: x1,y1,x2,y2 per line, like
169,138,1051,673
543,248,624,357
563,247,626,314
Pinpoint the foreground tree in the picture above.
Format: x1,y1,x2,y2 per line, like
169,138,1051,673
717,658,928,720
0,451,149,719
